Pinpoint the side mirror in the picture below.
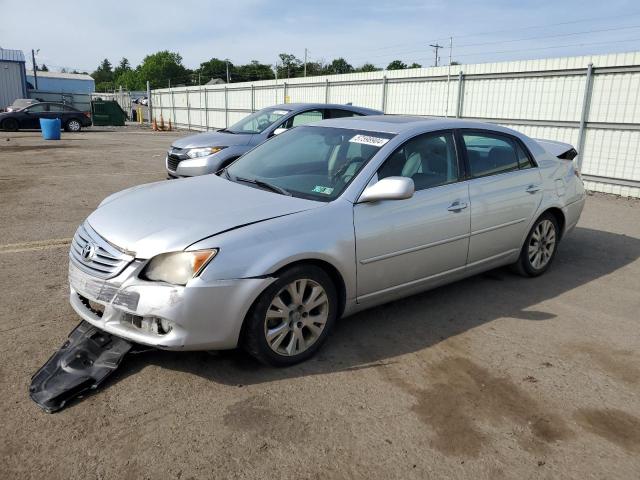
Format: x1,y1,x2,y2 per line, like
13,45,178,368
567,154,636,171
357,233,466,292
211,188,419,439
358,176,415,203
272,127,287,136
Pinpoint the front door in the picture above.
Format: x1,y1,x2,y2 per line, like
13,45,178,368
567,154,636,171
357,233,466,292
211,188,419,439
354,130,470,302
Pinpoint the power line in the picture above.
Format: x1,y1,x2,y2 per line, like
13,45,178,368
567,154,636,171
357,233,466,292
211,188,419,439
429,43,443,66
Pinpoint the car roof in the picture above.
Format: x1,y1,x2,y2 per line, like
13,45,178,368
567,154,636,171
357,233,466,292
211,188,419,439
267,103,382,115
310,115,523,136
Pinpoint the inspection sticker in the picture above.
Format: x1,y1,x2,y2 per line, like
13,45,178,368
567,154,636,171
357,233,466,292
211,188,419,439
312,185,334,195
349,134,389,147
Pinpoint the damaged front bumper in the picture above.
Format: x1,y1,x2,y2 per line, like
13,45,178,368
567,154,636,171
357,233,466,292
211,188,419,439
68,260,274,351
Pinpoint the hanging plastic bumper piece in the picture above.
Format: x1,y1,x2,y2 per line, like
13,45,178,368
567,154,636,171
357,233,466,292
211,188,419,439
29,321,133,413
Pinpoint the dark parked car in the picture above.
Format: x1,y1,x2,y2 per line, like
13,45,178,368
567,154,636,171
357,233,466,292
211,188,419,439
0,102,92,132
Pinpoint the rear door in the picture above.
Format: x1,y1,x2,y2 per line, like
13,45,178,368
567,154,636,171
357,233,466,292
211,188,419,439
460,130,543,265
354,130,470,302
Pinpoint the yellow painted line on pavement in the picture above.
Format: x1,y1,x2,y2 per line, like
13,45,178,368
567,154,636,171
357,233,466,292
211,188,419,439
0,238,72,254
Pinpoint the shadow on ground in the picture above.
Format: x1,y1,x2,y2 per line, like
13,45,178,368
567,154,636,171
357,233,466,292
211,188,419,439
69,226,640,400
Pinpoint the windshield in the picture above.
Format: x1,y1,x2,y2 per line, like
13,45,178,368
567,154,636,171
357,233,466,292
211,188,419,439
226,107,291,134
226,126,395,201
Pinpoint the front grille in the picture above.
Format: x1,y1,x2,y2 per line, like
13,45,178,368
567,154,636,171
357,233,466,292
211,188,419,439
69,223,134,279
167,147,185,172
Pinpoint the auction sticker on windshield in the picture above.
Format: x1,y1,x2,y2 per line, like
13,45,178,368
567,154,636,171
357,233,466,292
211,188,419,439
312,185,334,195
349,134,390,147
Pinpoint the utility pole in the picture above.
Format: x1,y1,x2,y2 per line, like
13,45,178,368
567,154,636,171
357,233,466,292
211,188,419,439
304,48,308,77
448,37,453,65
31,49,39,89
429,43,443,67
225,60,230,83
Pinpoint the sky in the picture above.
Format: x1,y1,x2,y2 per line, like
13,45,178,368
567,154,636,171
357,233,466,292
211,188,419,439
2,0,640,73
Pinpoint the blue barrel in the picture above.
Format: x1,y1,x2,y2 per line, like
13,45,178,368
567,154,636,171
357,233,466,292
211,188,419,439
40,118,61,140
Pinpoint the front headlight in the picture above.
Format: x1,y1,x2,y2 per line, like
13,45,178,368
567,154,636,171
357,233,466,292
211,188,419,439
141,249,218,285
186,146,226,158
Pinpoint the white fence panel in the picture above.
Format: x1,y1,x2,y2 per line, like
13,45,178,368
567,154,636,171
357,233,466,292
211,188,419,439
147,51,640,196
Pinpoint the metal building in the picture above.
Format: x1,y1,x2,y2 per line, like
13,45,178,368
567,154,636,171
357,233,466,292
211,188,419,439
0,48,27,109
26,70,95,95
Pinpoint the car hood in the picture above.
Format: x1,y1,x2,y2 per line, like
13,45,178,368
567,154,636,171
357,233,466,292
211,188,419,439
171,131,254,149
87,175,323,259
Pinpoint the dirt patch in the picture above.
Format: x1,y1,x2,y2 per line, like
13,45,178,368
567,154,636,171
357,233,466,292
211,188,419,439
382,356,573,457
574,408,640,453
566,343,639,384
223,395,310,445
0,144,71,152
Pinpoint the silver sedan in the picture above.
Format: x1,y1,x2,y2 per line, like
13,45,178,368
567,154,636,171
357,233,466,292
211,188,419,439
68,116,585,366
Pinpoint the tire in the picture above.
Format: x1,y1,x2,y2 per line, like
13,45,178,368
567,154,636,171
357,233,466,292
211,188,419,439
2,118,19,132
513,213,560,277
242,265,338,367
65,118,82,132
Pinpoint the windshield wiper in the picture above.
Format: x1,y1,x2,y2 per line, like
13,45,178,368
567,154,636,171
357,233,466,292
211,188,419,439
235,176,291,196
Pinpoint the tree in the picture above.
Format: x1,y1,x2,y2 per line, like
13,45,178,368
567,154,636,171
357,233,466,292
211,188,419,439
386,60,407,70
198,58,231,83
357,63,379,72
450,61,461,65
40,64,49,72
409,62,422,68
235,60,275,82
114,69,144,90
137,51,189,88
113,58,132,78
325,57,354,75
91,58,113,84
277,53,302,78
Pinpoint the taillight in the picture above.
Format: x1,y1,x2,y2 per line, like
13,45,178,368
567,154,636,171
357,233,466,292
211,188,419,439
83,112,91,118
574,165,581,179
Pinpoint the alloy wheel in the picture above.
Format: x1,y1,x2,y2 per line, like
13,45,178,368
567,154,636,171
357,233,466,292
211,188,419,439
68,120,81,132
264,278,329,356
528,219,556,269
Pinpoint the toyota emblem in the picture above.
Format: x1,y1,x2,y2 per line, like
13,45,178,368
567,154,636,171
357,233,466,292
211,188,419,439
81,242,97,262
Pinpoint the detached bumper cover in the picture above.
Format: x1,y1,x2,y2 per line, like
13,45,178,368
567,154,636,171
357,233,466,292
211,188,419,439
29,321,132,413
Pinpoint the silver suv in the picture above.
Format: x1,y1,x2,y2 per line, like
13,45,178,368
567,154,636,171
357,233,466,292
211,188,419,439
166,103,382,178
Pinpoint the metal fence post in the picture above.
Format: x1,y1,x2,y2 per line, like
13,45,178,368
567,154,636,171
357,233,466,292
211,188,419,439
170,87,176,126
224,86,229,127
187,90,191,130
325,79,330,103
146,81,151,124
204,88,209,131
576,63,594,172
251,84,255,112
284,82,288,103
381,76,388,113
456,71,464,118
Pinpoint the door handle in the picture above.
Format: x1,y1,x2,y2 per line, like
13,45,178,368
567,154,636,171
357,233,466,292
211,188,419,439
526,184,541,194
447,201,468,212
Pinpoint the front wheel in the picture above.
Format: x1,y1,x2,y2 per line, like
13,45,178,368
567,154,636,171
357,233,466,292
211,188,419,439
242,265,338,366
65,119,82,132
513,213,559,277
2,118,19,131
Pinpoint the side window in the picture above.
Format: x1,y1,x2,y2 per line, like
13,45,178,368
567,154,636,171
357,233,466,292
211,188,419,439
378,131,458,191
327,109,362,119
63,105,77,112
282,109,324,128
26,104,48,113
515,142,534,169
48,104,65,112
462,133,519,178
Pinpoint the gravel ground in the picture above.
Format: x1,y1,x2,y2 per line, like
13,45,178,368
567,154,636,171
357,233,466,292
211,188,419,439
1,127,639,479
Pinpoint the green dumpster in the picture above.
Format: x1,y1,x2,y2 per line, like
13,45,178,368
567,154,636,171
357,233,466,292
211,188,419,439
90,100,128,126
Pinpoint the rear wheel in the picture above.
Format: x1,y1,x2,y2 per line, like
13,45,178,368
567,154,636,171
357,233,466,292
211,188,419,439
65,119,82,132
242,265,338,366
513,213,559,277
2,118,19,132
